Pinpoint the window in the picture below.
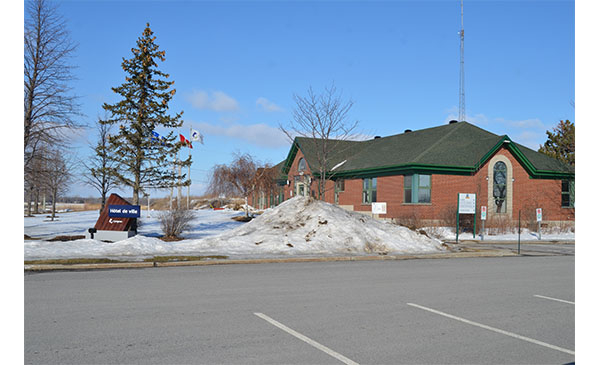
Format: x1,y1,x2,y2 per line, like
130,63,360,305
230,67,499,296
335,179,345,193
404,174,431,203
362,178,377,204
334,179,345,205
298,158,307,172
562,180,574,208
493,161,507,213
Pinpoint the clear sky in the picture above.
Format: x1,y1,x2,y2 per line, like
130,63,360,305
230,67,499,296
26,0,576,197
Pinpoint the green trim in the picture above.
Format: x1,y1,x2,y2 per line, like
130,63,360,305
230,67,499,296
320,163,475,180
287,126,574,182
281,139,299,175
505,141,574,179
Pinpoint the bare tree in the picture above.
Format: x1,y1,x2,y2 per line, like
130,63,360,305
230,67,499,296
280,83,358,200
42,148,74,221
24,0,81,174
207,153,273,217
81,117,120,212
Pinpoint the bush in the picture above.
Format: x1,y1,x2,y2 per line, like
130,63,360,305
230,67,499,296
159,209,195,239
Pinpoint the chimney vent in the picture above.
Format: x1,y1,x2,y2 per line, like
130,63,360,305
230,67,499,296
449,120,458,124
374,136,381,139
404,129,412,133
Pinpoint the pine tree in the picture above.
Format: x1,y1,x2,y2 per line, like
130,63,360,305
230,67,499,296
538,120,575,167
102,23,190,205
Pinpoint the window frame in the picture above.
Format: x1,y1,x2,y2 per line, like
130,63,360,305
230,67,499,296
298,158,307,173
403,174,431,204
493,161,507,213
561,179,575,208
362,178,377,204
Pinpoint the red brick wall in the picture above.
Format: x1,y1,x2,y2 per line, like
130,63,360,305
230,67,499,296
314,147,573,223
254,146,574,225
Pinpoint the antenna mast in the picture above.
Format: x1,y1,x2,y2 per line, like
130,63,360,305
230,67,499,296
459,0,465,122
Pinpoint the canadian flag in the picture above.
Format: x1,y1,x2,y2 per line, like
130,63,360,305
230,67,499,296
179,134,192,148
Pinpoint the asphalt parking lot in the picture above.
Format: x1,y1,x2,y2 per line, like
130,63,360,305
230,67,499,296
25,254,574,364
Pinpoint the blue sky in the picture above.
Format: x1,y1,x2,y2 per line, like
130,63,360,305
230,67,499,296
25,0,576,197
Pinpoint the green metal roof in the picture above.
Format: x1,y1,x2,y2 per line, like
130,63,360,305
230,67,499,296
281,122,574,180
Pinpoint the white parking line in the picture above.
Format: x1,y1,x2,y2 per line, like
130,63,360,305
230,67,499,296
534,294,575,305
254,312,359,365
407,303,575,356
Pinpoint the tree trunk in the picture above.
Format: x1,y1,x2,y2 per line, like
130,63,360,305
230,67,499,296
27,187,33,217
244,196,249,217
34,188,40,214
51,190,57,221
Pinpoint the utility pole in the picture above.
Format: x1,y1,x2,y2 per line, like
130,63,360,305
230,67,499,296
459,0,465,123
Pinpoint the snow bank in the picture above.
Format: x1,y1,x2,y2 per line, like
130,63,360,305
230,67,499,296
203,197,445,256
24,197,445,261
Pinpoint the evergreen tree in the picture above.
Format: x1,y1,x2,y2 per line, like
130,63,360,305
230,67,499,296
102,23,190,205
538,120,575,167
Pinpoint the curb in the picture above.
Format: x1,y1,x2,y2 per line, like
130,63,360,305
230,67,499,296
24,250,518,272
444,240,575,245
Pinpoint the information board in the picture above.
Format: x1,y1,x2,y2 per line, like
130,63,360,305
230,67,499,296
372,202,387,215
536,208,543,222
481,206,487,221
458,193,476,214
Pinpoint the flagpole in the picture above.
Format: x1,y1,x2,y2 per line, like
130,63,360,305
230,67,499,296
177,136,182,209
187,126,191,210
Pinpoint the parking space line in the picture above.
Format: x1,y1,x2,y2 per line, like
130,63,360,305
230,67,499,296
534,294,574,305
407,303,574,356
254,312,359,365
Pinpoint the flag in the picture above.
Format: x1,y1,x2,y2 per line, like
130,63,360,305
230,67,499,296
190,129,204,144
151,131,166,145
179,134,192,148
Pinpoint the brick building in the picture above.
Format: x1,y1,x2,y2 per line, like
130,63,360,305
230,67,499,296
250,121,574,228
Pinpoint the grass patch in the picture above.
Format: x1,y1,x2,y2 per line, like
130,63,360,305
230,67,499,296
24,258,124,265
24,255,229,266
232,215,253,222
48,235,86,242
143,255,228,262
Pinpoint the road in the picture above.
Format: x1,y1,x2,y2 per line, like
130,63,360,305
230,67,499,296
25,255,574,364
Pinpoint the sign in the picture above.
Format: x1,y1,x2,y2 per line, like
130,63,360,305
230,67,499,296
481,206,487,221
458,193,476,214
536,208,542,222
108,205,141,218
371,202,387,215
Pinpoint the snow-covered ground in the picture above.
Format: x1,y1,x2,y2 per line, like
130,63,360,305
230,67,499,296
425,226,574,242
24,197,574,261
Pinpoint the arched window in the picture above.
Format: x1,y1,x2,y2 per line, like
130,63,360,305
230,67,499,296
298,158,307,172
493,161,507,213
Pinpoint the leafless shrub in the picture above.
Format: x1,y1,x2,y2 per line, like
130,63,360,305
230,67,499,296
159,209,195,239
395,211,423,231
486,214,514,235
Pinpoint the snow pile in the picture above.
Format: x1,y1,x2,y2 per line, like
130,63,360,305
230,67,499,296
24,197,445,261
203,197,445,255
